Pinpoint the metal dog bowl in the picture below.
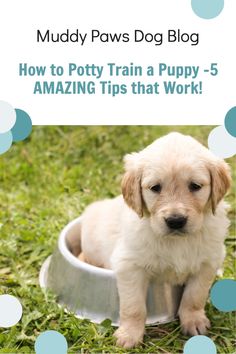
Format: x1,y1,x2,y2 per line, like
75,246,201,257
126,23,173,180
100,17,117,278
39,217,183,326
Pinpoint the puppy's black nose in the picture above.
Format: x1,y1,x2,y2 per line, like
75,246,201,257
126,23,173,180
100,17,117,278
165,215,187,230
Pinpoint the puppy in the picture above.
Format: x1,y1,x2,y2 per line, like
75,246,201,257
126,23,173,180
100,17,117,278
80,132,231,349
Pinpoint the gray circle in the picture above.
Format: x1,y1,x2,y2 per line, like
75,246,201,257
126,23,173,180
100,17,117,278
0,101,16,133
0,295,23,327
208,126,236,158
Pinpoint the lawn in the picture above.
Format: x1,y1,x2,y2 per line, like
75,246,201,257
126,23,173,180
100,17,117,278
0,126,235,353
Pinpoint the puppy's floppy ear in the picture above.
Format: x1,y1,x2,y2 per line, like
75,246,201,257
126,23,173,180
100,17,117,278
121,153,143,218
209,159,231,214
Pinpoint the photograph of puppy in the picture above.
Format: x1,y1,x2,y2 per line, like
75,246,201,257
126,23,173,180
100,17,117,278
80,132,231,349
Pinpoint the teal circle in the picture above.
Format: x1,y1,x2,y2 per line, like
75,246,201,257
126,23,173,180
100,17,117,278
11,109,32,142
35,330,68,354
0,131,13,155
191,0,224,19
225,106,236,138
210,279,236,312
184,335,216,354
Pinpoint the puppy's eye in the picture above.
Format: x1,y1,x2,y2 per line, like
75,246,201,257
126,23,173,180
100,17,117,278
150,184,162,193
189,182,202,192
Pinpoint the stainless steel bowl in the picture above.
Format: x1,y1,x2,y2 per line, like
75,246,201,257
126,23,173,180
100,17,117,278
39,217,183,326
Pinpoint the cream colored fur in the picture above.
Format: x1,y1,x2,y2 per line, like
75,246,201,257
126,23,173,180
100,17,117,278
80,132,231,349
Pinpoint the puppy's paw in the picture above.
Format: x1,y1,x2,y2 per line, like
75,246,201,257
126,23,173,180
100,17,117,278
114,325,144,349
180,310,211,336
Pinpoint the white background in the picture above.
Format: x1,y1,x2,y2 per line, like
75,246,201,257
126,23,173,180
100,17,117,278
0,0,235,125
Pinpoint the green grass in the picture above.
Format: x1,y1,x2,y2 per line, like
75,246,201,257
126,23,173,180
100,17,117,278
0,126,235,354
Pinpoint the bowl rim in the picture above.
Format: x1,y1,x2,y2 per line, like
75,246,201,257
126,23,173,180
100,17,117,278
58,217,115,278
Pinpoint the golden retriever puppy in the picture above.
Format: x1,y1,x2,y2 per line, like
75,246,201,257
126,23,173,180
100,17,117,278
80,132,231,349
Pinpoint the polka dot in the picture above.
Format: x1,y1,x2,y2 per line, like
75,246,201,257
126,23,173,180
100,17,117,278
210,279,236,312
0,131,13,155
11,109,32,142
225,106,236,138
35,330,68,354
208,125,236,158
0,295,22,327
0,100,16,133
184,335,216,354
191,0,224,19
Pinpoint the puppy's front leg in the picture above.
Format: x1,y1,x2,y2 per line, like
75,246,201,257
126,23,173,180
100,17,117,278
114,266,149,349
178,263,216,336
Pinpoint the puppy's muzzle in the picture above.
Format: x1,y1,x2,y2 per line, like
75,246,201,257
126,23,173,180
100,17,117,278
165,214,187,230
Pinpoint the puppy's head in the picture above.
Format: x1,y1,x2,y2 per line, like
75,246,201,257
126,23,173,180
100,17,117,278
122,133,231,237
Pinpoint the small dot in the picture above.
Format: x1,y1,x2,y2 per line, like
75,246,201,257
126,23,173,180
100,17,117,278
184,335,216,354
0,295,23,327
35,330,68,354
191,0,224,19
0,100,16,133
210,279,236,312
0,131,13,155
208,125,236,158
11,109,32,142
225,106,236,138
